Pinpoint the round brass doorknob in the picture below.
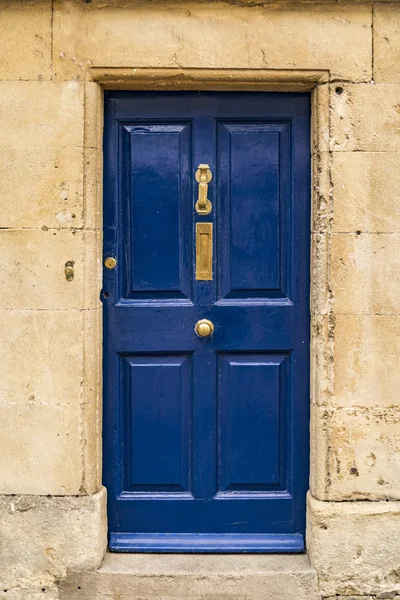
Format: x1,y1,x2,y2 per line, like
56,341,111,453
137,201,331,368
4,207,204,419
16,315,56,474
195,319,214,338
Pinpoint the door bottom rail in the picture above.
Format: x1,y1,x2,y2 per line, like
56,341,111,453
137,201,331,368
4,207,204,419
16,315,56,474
109,532,305,553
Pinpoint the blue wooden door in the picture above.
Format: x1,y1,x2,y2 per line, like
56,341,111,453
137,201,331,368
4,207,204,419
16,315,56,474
103,92,310,552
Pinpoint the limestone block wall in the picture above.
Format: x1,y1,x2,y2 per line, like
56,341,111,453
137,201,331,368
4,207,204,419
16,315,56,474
1,1,400,598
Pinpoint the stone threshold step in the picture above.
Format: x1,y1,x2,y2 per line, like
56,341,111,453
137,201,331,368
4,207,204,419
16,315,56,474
60,552,321,600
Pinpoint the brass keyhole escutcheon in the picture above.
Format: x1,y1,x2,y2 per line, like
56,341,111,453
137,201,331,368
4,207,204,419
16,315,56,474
104,257,117,269
195,319,214,338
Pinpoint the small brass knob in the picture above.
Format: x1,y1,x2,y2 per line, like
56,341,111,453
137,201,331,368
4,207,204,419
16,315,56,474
195,319,214,338
104,257,117,269
64,260,75,282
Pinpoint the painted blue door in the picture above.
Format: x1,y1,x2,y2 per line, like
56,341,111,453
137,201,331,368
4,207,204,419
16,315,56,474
103,92,310,552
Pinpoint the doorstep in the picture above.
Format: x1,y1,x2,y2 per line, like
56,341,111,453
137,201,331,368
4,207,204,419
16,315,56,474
60,552,321,600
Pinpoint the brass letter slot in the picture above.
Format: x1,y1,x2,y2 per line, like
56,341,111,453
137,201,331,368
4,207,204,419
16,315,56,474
196,222,213,281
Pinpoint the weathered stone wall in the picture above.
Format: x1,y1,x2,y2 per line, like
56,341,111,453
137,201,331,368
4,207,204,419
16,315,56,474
1,1,400,598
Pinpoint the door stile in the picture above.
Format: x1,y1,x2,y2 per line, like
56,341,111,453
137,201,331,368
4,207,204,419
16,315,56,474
191,105,218,501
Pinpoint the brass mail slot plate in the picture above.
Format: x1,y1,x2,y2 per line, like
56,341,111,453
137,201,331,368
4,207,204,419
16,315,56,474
196,222,213,281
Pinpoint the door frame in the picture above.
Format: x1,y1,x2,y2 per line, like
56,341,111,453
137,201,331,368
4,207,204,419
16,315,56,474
84,66,332,550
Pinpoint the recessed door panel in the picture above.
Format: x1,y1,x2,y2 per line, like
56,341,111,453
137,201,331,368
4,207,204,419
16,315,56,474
218,122,290,300
121,123,192,299
218,354,288,493
103,92,310,552
123,355,192,493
